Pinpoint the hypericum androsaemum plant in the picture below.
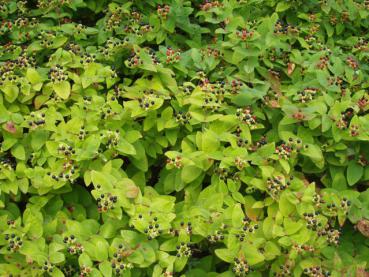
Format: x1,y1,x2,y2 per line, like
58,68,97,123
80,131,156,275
0,0,369,276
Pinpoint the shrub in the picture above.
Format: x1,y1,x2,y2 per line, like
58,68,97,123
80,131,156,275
0,0,369,276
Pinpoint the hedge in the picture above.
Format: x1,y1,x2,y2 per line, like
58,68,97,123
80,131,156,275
0,0,369,276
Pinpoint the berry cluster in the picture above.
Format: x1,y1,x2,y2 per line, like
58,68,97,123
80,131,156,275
58,144,75,157
99,39,126,58
326,228,341,246
101,129,120,148
235,217,258,241
166,156,183,168
278,138,302,158
358,155,369,166
303,266,331,277
127,51,143,68
266,176,288,198
97,193,118,213
325,202,338,215
48,161,77,182
41,261,54,274
111,244,133,275
169,221,192,236
234,127,249,147
236,107,257,127
202,94,221,111
207,230,225,243
317,226,340,245
200,1,223,11
275,143,292,160
80,53,96,65
112,85,125,99
354,38,369,52
0,69,18,85
297,88,318,103
236,28,254,41
100,106,118,119
165,47,181,64
74,23,86,35
49,170,73,182
175,111,191,125
176,242,192,258
185,221,193,234
63,235,83,255
336,108,354,130
232,258,250,276
148,48,160,65
234,157,247,170
78,127,88,140
357,96,368,110
66,42,82,55
216,167,229,181
181,85,194,95
292,110,305,121
15,51,36,69
229,79,243,94
27,112,46,128
138,96,155,110
4,233,22,252
6,219,15,228
313,194,325,208
316,56,329,69
38,30,56,47
292,243,315,253
0,157,16,170
48,65,68,83
79,265,92,277
274,264,292,277
105,7,123,31
144,217,162,240
81,96,92,111
274,20,299,35
200,46,221,58
346,56,358,70
157,5,170,19
303,212,321,231
349,124,359,137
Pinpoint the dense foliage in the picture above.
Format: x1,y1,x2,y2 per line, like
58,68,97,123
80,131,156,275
0,0,369,276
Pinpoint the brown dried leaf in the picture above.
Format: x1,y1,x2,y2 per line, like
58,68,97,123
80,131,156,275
356,268,369,277
267,70,282,96
4,121,17,134
287,62,296,75
357,219,369,237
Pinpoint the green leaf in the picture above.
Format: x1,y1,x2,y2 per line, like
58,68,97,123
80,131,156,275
181,165,202,184
2,85,19,103
301,144,324,169
242,245,265,265
279,192,295,217
116,138,136,155
11,144,26,160
276,2,290,12
91,237,109,261
284,218,303,235
347,161,363,186
99,261,112,277
49,252,65,264
201,130,220,153
26,68,42,84
215,249,234,263
232,203,244,227
53,81,71,99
